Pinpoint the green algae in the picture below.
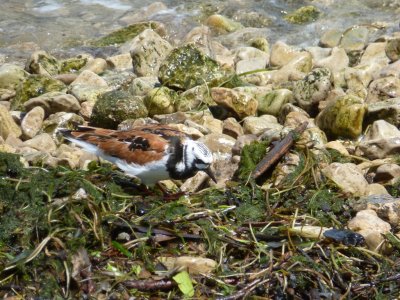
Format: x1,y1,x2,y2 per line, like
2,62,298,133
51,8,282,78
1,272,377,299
284,6,321,24
158,44,225,90
236,140,269,182
92,21,162,47
60,56,88,73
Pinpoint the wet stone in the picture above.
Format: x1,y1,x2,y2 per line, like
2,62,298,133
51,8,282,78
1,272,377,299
21,106,45,139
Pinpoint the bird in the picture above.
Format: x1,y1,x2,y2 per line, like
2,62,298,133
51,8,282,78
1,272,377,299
59,124,216,186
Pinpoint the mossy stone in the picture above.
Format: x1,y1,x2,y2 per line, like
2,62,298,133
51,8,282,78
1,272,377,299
90,90,148,128
60,57,88,73
284,6,321,24
92,21,162,47
25,50,60,76
0,64,29,90
258,89,293,116
385,38,400,62
12,75,66,110
158,44,225,90
144,87,177,116
316,95,366,139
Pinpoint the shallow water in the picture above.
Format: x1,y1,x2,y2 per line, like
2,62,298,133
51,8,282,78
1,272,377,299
0,0,399,63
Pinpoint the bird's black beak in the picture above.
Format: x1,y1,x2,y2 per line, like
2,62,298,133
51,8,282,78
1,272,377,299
204,167,217,183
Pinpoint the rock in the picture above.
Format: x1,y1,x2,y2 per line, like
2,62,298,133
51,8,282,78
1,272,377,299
193,115,223,134
70,70,108,87
159,44,224,90
379,60,400,78
54,143,85,169
183,120,210,135
130,29,172,77
23,133,57,153
357,120,400,159
352,194,400,226
223,117,243,139
167,124,203,139
297,126,328,149
278,103,310,124
321,163,369,196
385,38,400,62
315,47,349,87
55,74,78,85
284,5,320,24
42,112,84,141
347,209,391,251
100,70,136,90
24,92,81,116
234,47,269,74
79,101,94,120
180,171,211,193
80,58,108,74
143,87,176,117
153,112,186,125
258,89,293,116
12,75,66,109
270,41,302,67
374,164,400,183
243,115,282,136
324,141,350,156
271,52,313,83
273,152,301,186
91,90,148,128
128,76,159,97
69,84,109,104
365,97,400,126
366,76,400,103
0,105,22,139
106,53,132,71
0,64,29,90
21,106,45,139
319,29,342,48
25,50,60,76
0,89,16,102
177,84,215,112
158,256,217,275
315,95,366,139
283,111,311,128
249,37,270,53
60,55,89,73
360,42,389,66
365,183,389,196
211,87,258,119
205,14,243,34
293,67,332,114
199,133,236,158
93,21,165,47
344,63,378,99
339,26,369,52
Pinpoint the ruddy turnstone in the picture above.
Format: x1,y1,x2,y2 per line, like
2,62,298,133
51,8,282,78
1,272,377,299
60,125,216,186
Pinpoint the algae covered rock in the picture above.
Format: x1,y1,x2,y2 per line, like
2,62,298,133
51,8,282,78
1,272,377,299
60,56,89,73
284,6,320,24
159,44,225,90
25,50,60,76
92,21,164,47
293,67,332,114
0,105,22,139
130,29,173,77
91,90,148,128
258,89,293,116
144,87,177,117
316,95,366,139
12,75,66,110
0,64,29,90
42,112,84,140
205,14,244,34
385,38,400,62
176,84,215,112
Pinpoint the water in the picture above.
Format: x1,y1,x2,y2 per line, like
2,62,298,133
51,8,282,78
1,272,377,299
0,0,399,63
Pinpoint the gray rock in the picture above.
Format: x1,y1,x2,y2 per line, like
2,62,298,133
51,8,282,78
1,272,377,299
339,26,369,52
24,92,81,116
21,106,45,139
199,133,236,158
270,41,302,67
70,70,108,87
293,67,332,113
80,58,108,74
319,29,342,48
243,115,282,135
357,120,400,159
91,90,148,128
42,112,84,141
106,53,133,71
130,29,173,77
223,117,244,139
385,38,400,62
23,133,57,153
129,76,159,96
177,84,215,112
69,84,110,104
365,97,400,126
366,76,400,103
234,46,269,74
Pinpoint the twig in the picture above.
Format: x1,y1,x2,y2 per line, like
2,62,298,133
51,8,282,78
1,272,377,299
252,122,308,181
122,279,176,291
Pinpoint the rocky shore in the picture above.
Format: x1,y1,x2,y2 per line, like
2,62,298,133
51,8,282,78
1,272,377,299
1,4,400,298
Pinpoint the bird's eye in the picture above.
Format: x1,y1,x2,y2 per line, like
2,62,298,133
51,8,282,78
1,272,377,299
194,158,204,164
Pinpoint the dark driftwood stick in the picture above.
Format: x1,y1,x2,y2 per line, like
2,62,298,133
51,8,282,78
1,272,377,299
251,121,308,180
